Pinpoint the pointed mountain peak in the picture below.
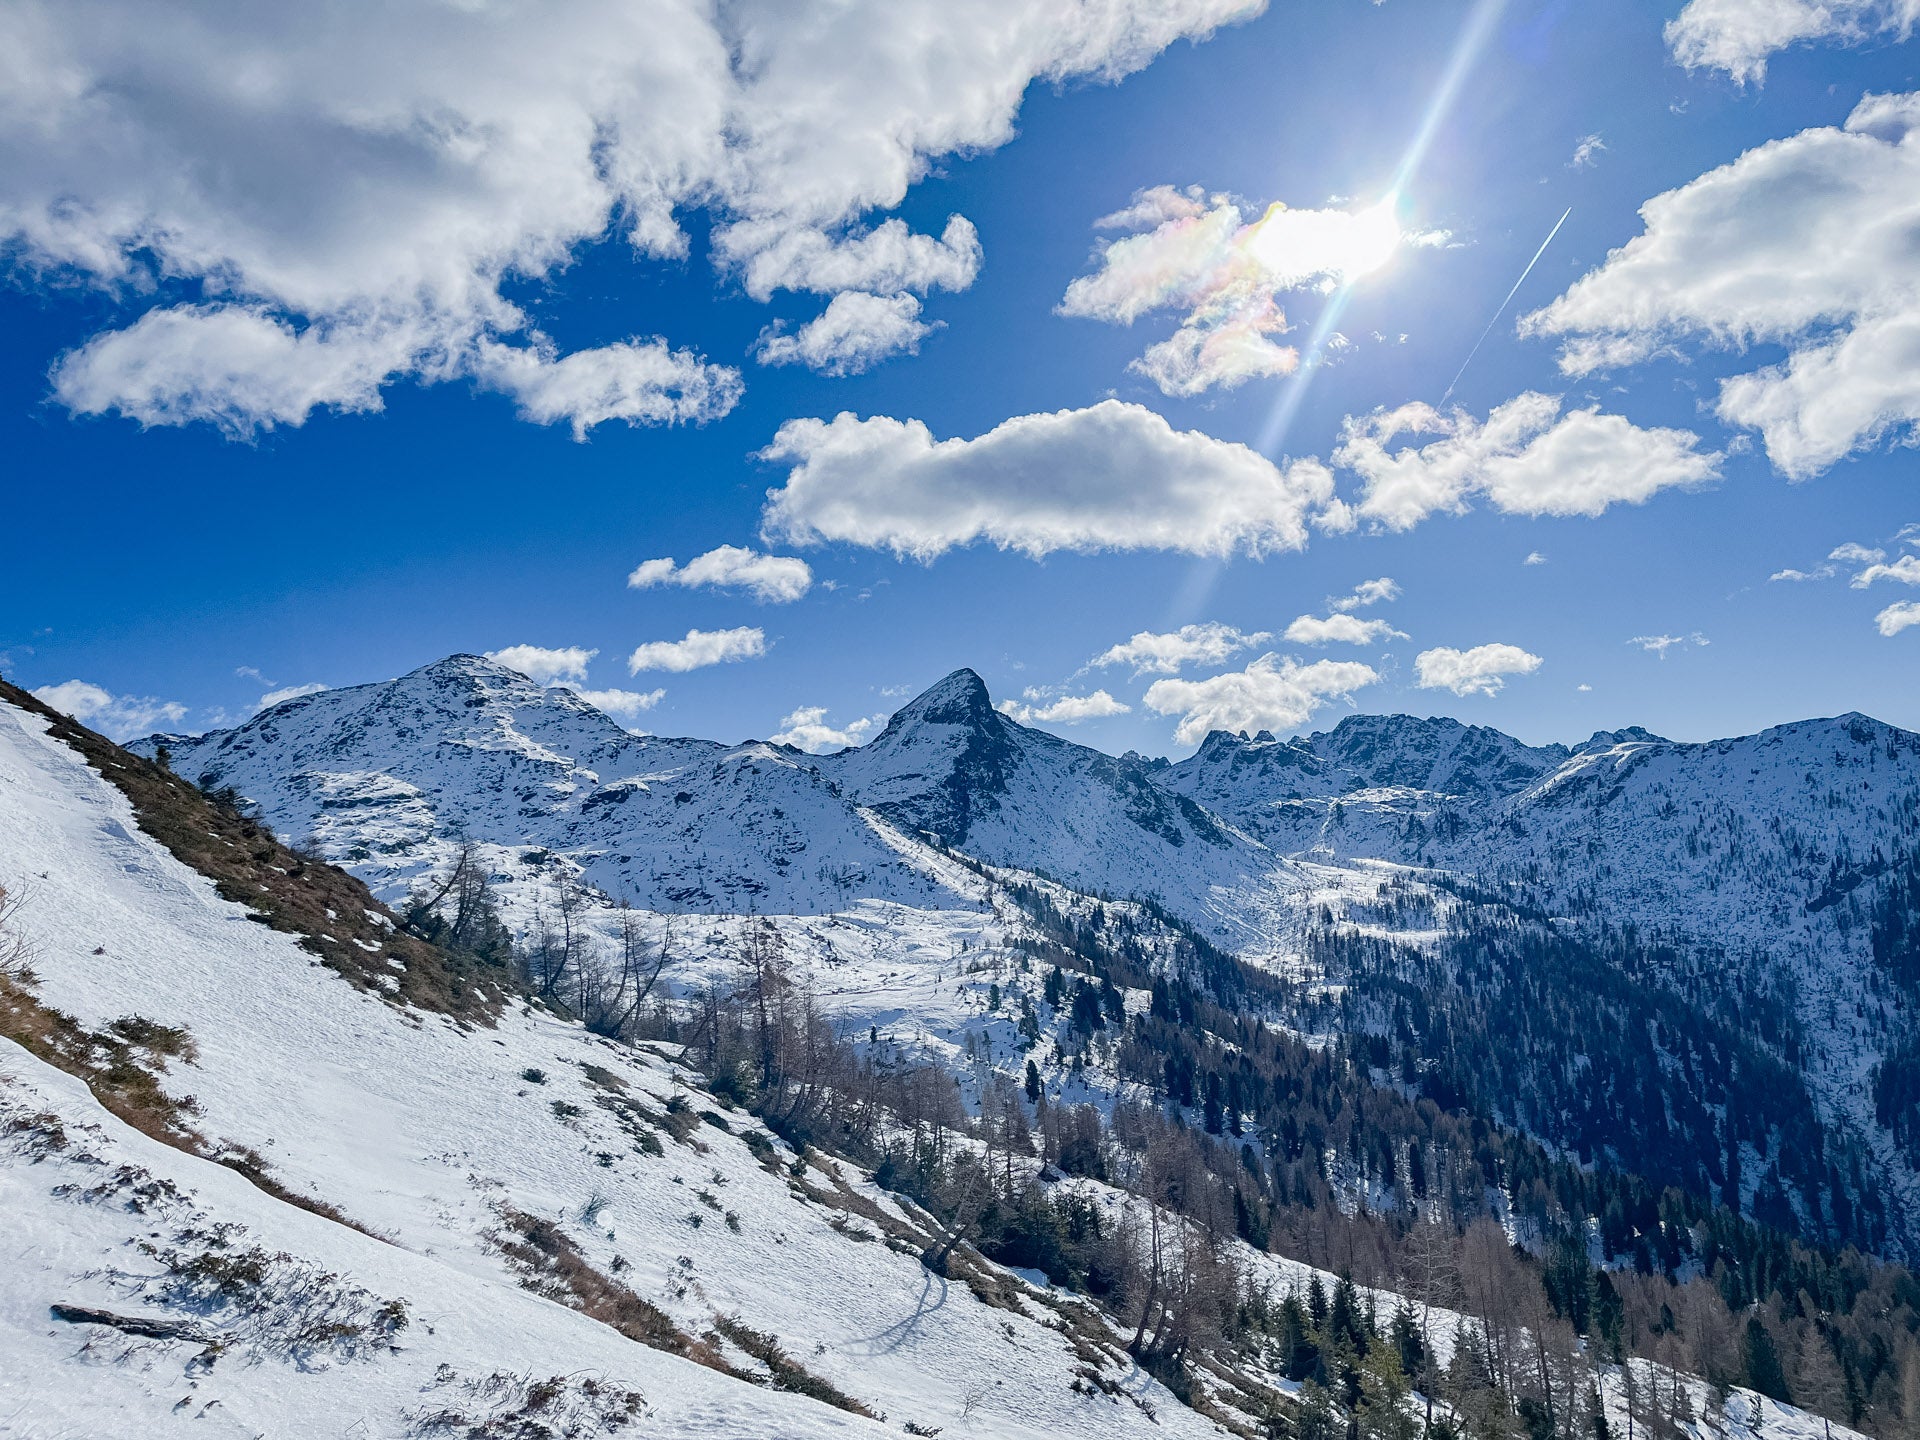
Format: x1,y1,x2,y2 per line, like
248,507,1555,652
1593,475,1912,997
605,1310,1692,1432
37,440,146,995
892,668,997,730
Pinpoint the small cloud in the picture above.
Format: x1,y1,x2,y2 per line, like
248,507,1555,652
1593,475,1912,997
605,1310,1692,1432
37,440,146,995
1851,555,1920,589
258,682,329,710
1831,542,1887,565
1524,551,1548,566
997,689,1131,725
1414,643,1543,697
1769,566,1832,583
628,626,767,674
1143,654,1380,745
1569,133,1606,169
234,665,269,683
1876,601,1920,637
1577,683,1593,692
569,687,664,723
1629,632,1709,658
628,546,812,604
1328,576,1401,612
1283,613,1407,647
754,291,937,376
485,644,597,686
32,679,188,740
1088,622,1272,676
770,706,880,752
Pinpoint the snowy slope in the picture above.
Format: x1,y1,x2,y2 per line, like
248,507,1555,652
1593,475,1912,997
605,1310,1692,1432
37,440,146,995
0,695,1230,1438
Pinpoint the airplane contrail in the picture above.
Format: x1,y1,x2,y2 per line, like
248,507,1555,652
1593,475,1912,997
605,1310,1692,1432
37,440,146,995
1440,205,1571,404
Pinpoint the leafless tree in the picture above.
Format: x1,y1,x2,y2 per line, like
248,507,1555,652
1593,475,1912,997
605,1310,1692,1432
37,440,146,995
0,881,36,983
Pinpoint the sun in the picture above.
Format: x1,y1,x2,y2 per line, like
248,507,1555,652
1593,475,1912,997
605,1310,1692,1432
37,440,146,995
1246,193,1404,288
1339,195,1403,281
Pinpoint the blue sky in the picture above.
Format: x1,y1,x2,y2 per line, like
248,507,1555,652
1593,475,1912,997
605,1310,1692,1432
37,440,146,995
3,0,1917,753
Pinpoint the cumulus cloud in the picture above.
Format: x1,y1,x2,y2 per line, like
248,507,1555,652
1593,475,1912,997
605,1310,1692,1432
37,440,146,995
1329,577,1401,611
1059,186,1444,396
1522,93,1920,478
761,400,1342,560
1666,0,1920,84
1335,392,1720,529
1630,633,1711,657
1570,134,1607,168
1852,554,1920,587
770,706,879,752
627,626,767,673
754,291,937,375
486,645,598,686
1143,654,1379,745
628,546,813,604
571,687,666,722
1877,601,1920,636
1413,644,1543,697
997,689,1132,725
259,683,330,709
31,680,188,740
1283,613,1407,646
1088,622,1272,676
3,0,1259,433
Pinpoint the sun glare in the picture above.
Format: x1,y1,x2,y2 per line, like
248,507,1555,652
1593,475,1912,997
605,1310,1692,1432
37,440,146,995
1246,193,1403,288
1341,195,1403,280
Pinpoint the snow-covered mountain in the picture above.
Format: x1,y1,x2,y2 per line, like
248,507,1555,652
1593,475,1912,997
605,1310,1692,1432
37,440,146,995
137,656,1920,1257
146,657,1298,944
7,671,1917,1435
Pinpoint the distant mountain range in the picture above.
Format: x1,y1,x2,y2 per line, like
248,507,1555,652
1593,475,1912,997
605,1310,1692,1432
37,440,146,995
140,654,1920,1258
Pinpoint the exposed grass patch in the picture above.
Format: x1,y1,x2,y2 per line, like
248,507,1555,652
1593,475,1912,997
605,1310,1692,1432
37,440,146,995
711,1315,876,1418
0,677,508,1020
492,1206,730,1374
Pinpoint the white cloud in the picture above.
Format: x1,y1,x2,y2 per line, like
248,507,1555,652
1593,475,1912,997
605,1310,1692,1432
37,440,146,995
1329,576,1401,611
1522,93,1920,478
568,687,666,722
770,706,879,752
997,690,1132,725
1630,632,1711,657
1524,551,1549,566
259,683,330,709
1059,187,1444,396
1143,654,1380,745
1876,600,1920,635
1770,566,1831,582
1854,554,1920,587
1413,644,1543,697
1283,613,1407,646
1833,541,1890,564
31,679,188,740
1666,0,1920,84
1335,392,1720,529
3,0,1259,433
627,626,767,673
1570,134,1607,168
1088,622,1272,676
754,292,937,376
761,400,1342,560
473,338,743,441
486,645,598,686
628,546,813,604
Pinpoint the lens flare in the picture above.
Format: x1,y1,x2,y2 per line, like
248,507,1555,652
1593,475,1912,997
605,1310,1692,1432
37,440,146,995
1246,195,1403,287
1342,196,1403,280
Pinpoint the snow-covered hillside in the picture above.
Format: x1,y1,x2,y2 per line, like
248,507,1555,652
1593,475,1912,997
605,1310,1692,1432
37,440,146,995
2,690,1245,1437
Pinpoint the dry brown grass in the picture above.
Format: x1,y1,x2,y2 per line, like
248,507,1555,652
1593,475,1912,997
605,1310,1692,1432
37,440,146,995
492,1206,732,1372
0,677,509,1020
